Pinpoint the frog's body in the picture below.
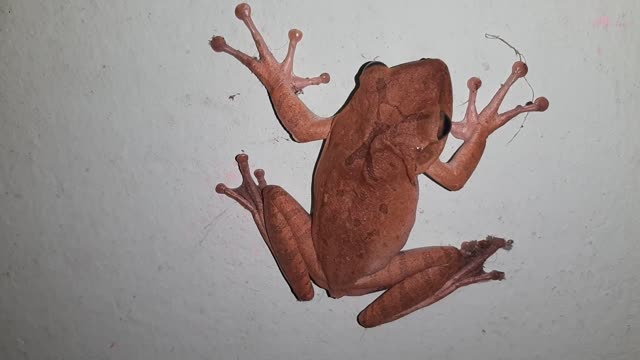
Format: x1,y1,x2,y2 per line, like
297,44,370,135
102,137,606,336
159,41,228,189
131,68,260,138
313,60,452,290
211,3,548,327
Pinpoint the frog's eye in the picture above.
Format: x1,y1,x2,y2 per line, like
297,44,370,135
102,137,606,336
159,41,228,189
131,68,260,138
437,111,452,140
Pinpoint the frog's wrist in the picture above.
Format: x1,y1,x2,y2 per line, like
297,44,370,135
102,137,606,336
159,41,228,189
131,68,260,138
468,130,489,144
265,78,289,94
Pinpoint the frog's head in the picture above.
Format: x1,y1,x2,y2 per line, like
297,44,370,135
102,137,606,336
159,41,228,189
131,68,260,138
351,59,453,167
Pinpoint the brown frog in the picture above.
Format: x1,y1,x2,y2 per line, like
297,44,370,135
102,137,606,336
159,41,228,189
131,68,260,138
211,3,549,327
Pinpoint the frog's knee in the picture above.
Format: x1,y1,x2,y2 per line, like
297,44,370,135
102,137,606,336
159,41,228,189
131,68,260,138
262,185,287,201
327,288,346,299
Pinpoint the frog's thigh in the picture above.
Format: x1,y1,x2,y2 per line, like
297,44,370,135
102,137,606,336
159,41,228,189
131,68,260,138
263,185,327,300
357,261,461,328
347,246,463,295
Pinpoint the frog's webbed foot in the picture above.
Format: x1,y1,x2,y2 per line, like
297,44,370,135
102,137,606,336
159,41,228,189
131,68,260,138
210,3,330,94
460,236,513,258
451,62,549,141
216,154,269,242
453,236,513,283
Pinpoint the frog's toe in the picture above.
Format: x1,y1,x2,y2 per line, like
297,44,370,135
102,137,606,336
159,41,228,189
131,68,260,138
460,236,512,259
216,153,268,214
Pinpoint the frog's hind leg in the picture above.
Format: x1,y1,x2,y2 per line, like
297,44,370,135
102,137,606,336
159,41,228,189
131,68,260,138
216,154,326,301
356,236,512,328
332,246,465,297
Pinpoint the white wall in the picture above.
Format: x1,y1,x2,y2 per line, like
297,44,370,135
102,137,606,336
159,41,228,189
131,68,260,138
1,1,638,359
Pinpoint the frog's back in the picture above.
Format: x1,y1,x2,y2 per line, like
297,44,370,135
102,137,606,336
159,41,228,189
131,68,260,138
311,58,452,289
312,139,419,290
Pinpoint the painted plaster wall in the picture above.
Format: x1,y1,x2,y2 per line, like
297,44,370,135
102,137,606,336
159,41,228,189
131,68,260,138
1,1,638,359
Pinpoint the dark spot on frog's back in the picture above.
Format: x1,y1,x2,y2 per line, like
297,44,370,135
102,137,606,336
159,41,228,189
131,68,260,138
366,229,381,240
379,203,389,214
353,219,362,227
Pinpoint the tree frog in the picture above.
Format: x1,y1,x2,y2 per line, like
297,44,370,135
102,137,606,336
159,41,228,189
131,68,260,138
210,3,549,327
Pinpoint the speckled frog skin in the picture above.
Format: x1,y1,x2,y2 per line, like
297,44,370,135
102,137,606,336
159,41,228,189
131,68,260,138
211,3,549,327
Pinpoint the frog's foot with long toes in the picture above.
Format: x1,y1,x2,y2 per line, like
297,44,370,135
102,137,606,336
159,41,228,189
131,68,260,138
210,3,329,93
216,154,328,301
210,3,334,143
215,154,269,240
445,236,513,290
451,62,549,142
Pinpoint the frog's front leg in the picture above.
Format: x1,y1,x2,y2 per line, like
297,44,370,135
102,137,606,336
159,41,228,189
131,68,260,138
210,3,333,142
216,154,327,300
356,237,513,328
423,62,549,190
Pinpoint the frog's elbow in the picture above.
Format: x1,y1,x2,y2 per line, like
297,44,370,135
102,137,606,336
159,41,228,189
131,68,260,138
290,132,317,143
424,162,468,191
444,182,464,191
428,173,466,191
288,122,330,143
443,173,467,191
291,135,310,143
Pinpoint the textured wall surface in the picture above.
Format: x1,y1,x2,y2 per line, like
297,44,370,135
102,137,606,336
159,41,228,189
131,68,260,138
1,1,638,359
